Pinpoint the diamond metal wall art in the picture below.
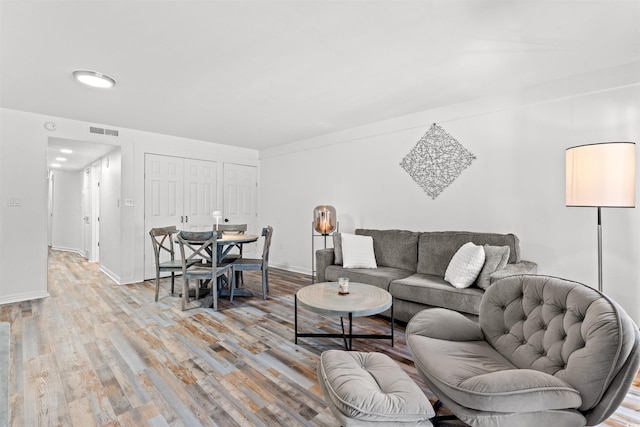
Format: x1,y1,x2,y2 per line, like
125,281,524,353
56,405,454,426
400,124,476,199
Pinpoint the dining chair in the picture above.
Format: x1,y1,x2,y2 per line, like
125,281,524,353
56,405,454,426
149,226,198,302
176,230,234,311
213,223,248,262
213,224,248,234
231,226,273,300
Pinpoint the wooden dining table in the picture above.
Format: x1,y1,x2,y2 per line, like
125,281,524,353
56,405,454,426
177,231,259,303
216,232,259,261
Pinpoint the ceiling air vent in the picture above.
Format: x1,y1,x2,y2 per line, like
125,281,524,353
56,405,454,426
89,126,119,137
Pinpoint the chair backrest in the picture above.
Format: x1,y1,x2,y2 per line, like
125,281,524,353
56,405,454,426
176,230,218,270
480,275,640,424
261,226,273,268
149,226,178,264
213,224,247,233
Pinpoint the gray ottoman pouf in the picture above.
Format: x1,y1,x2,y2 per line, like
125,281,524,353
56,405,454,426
318,350,434,426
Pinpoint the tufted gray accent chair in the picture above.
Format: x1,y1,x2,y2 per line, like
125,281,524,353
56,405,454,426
406,275,640,427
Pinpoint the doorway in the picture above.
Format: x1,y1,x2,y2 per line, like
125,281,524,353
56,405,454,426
47,137,119,272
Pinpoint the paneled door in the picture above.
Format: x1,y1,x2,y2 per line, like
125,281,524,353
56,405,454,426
183,158,217,232
144,154,218,279
223,163,258,256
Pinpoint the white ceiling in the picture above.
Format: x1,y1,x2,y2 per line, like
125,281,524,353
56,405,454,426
2,1,639,152
47,137,117,172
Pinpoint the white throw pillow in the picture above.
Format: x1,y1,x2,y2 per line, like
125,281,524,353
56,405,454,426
444,242,485,289
341,233,377,269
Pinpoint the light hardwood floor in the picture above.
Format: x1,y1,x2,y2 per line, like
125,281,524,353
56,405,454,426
3,249,639,426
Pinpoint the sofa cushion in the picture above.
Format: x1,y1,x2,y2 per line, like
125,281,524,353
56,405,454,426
356,229,420,271
326,265,413,291
475,244,510,290
444,242,485,289
390,274,484,315
407,332,582,413
333,233,343,265
318,350,435,423
341,233,377,269
417,231,521,276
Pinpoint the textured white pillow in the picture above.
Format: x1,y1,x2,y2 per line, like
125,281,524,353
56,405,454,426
341,233,377,269
444,242,486,289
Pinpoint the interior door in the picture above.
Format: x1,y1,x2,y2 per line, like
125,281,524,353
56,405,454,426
223,163,258,256
144,154,184,279
82,167,91,259
91,160,101,263
183,158,218,232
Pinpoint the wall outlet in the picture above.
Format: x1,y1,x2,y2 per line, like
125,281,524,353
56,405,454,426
124,199,134,207
7,197,21,206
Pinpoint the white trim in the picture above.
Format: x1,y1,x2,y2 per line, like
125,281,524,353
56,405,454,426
51,246,85,257
270,262,310,276
99,266,121,285
0,290,49,306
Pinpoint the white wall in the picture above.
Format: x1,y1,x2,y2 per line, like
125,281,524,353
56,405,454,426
0,107,259,306
0,109,49,303
50,169,83,253
98,149,122,282
259,63,640,324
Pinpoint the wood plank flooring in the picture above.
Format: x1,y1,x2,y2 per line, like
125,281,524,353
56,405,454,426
3,249,639,426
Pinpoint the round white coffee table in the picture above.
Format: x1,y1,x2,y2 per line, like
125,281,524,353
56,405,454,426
295,282,393,350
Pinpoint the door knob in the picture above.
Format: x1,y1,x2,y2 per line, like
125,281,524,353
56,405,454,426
224,218,230,223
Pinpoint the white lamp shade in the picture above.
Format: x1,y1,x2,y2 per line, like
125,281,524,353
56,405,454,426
566,142,636,207
212,210,222,218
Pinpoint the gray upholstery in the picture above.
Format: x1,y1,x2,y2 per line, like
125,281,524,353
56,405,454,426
316,229,537,322
407,275,640,427
356,229,421,271
416,231,520,276
325,265,413,291
317,350,434,426
390,274,484,315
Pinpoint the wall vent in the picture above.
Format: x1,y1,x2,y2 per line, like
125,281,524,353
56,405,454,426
90,126,119,137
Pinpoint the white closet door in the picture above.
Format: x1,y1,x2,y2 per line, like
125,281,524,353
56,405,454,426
144,154,184,279
183,158,218,232
223,163,258,256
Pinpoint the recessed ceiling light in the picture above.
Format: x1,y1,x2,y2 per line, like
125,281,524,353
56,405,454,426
55,157,67,161
72,69,116,88
51,163,61,168
60,149,73,154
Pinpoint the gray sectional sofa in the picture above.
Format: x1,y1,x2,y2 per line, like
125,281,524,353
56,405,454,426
315,229,537,323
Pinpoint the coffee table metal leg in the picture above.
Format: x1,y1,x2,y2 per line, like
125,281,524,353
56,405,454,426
391,304,394,347
349,312,353,350
340,317,349,350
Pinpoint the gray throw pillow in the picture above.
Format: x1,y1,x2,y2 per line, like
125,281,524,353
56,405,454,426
333,233,343,265
476,245,510,290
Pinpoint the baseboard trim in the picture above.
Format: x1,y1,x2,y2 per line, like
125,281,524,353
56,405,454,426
270,262,311,276
0,290,49,305
99,266,121,285
51,246,85,257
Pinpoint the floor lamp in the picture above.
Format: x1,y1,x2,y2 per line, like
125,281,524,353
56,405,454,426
566,142,636,292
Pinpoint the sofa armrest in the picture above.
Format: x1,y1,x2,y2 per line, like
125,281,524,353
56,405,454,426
489,260,537,286
406,308,484,341
315,248,335,283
